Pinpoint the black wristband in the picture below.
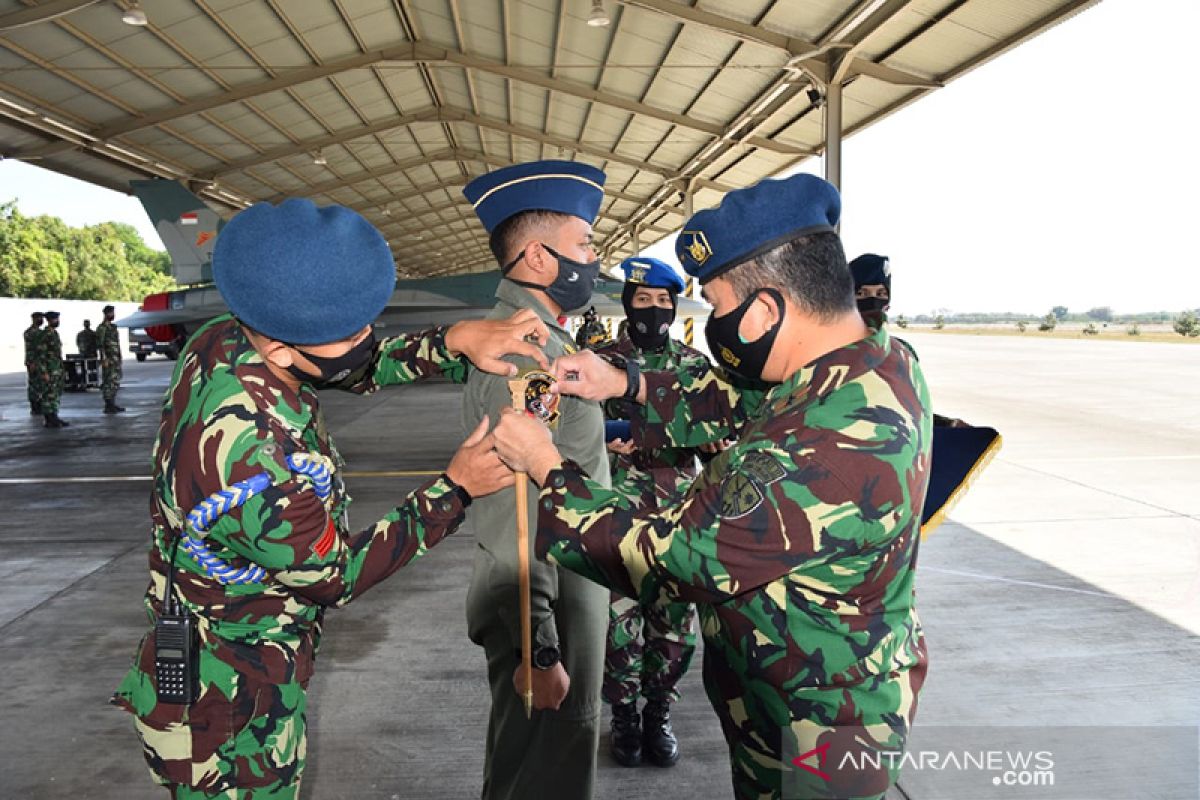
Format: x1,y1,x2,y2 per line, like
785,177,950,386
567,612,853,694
440,473,472,508
601,353,640,401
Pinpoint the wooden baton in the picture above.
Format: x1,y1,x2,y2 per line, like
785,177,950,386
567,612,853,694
508,377,535,719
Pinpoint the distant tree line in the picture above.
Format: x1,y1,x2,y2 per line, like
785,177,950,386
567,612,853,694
904,307,1197,326
0,200,175,300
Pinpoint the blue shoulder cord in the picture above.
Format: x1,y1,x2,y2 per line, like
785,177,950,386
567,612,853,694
178,453,333,586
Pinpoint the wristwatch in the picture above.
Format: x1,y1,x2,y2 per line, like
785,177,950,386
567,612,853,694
440,473,473,508
600,353,640,401
532,644,561,670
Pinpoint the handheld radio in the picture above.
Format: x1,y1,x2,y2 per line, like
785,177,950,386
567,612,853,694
154,534,199,704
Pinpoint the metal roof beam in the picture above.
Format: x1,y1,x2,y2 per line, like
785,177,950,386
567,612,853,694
16,39,807,161
618,0,821,59
0,0,97,30
621,0,935,88
269,148,489,202
202,105,444,179
202,105,734,194
429,46,806,156
15,42,439,160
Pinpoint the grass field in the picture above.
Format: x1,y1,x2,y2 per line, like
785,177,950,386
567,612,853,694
897,323,1199,344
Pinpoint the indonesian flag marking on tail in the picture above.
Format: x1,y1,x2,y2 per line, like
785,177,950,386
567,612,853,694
180,212,199,225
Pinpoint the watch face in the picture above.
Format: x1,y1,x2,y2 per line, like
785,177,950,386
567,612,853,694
534,646,560,668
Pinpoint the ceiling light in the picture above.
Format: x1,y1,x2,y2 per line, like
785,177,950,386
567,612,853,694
122,2,148,26
312,150,327,165
586,0,610,27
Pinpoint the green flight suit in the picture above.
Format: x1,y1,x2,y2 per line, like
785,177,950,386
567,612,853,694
463,279,610,800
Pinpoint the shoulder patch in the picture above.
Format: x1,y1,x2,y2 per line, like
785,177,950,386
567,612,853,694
520,369,561,428
741,451,787,485
720,472,765,519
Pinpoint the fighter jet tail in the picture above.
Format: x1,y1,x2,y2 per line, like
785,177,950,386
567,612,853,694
129,179,224,285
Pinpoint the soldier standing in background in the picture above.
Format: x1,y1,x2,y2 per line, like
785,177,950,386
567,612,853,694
76,319,99,359
24,311,44,415
39,311,69,428
495,173,932,800
594,255,706,769
97,304,125,413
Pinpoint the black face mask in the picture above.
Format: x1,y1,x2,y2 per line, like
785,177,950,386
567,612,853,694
285,330,376,387
505,244,600,314
857,296,889,328
704,288,785,383
626,305,675,350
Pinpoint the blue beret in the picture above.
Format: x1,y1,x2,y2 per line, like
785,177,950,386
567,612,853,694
620,256,685,293
463,160,606,234
849,253,891,291
213,198,396,345
44,311,59,319
676,173,841,284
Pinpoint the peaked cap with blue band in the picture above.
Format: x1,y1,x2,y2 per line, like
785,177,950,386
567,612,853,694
849,253,891,293
213,198,396,345
463,159,606,234
676,173,841,284
619,256,685,294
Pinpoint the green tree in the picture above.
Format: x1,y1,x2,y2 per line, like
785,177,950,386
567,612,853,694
933,315,945,330
0,200,174,300
1051,305,1068,320
1086,306,1113,322
1016,320,1027,332
1174,310,1200,338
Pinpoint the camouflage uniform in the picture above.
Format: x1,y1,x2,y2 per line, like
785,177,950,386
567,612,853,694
463,280,610,800
24,322,43,413
77,326,99,358
97,319,122,402
37,325,65,415
112,314,473,798
535,325,931,800
593,335,705,708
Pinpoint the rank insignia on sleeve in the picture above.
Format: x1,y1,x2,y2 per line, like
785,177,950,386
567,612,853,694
312,516,337,558
720,473,765,519
521,369,561,428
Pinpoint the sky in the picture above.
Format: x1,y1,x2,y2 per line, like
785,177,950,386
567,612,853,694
2,0,1197,316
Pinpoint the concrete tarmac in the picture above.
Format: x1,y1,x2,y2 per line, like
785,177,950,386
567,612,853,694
1,331,1196,799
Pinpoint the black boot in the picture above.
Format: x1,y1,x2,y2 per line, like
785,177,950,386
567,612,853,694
609,702,642,767
104,399,126,413
642,700,680,767
30,406,40,415
43,413,69,428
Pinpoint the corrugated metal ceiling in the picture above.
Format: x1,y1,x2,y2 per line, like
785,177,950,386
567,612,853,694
0,0,1100,279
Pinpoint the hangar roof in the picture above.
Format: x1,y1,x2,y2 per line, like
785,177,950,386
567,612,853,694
0,0,1099,278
